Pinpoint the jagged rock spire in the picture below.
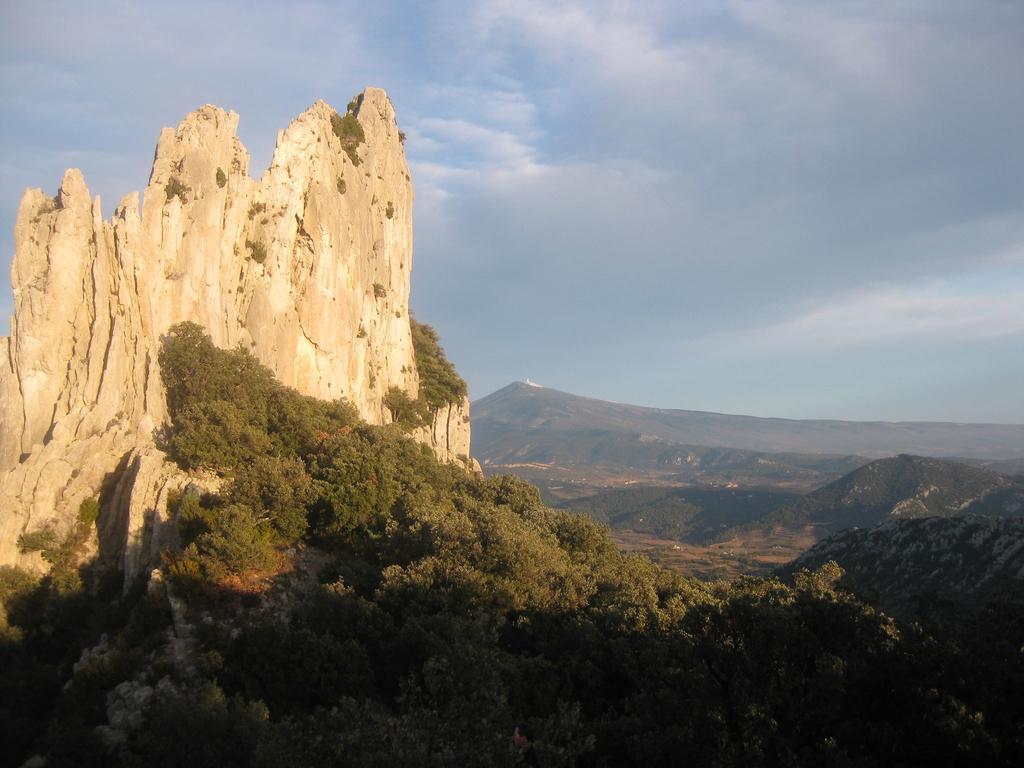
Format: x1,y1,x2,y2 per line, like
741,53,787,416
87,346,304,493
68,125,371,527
0,89,472,577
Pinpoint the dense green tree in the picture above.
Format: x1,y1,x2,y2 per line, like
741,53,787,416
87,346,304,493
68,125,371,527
410,319,468,409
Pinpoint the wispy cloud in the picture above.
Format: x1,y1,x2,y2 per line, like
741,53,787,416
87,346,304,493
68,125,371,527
2,0,1023,420
416,117,540,171
716,277,1024,353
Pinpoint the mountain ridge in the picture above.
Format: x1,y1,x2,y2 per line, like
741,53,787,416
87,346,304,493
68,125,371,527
480,380,1024,437
475,380,1024,461
762,454,1024,533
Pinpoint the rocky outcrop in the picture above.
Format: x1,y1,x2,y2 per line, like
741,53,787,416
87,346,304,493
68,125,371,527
413,397,475,467
0,88,472,579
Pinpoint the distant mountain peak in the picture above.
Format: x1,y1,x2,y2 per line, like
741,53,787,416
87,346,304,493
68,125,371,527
473,383,1024,460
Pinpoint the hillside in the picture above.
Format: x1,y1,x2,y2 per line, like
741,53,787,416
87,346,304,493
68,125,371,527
558,454,1024,583
764,454,1024,532
4,326,1024,766
559,486,799,544
478,423,869,497
787,516,1024,619
474,382,1024,463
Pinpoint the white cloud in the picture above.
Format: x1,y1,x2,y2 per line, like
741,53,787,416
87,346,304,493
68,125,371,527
718,278,1024,353
416,117,539,170
4,0,1024,419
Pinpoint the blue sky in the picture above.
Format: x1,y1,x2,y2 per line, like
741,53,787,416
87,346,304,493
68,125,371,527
2,0,1022,422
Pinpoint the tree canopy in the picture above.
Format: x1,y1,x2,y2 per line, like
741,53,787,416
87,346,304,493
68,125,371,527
2,322,1021,767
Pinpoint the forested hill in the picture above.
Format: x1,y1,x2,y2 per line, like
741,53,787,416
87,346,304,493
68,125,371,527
786,515,1024,619
764,454,1024,532
473,381,1024,460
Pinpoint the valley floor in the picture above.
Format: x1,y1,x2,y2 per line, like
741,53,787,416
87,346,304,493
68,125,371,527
611,524,824,580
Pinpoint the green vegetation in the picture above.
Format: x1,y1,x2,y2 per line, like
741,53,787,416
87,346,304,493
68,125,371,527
17,497,103,596
381,320,467,430
372,282,386,298
336,175,346,194
158,322,358,474
411,319,467,409
763,454,1024,532
0,482,147,761
245,240,267,264
247,202,266,220
398,130,407,144
789,516,1024,619
3,324,1024,765
164,177,190,204
17,529,58,554
216,167,227,188
331,110,365,167
385,201,394,219
562,486,798,544
78,497,100,526
384,386,430,428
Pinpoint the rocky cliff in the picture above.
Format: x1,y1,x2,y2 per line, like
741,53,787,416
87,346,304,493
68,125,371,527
0,88,472,577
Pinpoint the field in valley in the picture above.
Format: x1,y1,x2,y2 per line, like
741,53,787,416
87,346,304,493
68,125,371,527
610,524,826,581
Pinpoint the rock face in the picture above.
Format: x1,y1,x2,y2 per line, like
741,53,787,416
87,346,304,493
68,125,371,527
0,88,472,577
412,398,473,466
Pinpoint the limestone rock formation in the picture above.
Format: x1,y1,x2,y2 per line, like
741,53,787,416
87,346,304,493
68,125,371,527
412,398,473,466
0,88,473,578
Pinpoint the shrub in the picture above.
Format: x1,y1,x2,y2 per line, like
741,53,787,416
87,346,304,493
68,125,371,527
15,514,96,595
247,202,266,220
174,491,213,547
225,456,314,543
331,111,365,167
384,387,430,429
246,240,267,264
164,177,190,204
216,167,227,188
177,504,277,583
373,283,386,298
78,498,100,526
385,202,394,219
398,130,406,144
357,325,367,339
159,323,277,469
411,320,467,409
17,529,58,554
159,323,358,474
127,683,271,765
0,565,37,606
337,176,346,194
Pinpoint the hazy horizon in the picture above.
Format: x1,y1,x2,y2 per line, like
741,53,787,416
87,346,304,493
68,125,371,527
2,1,1022,423
475,379,1024,427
